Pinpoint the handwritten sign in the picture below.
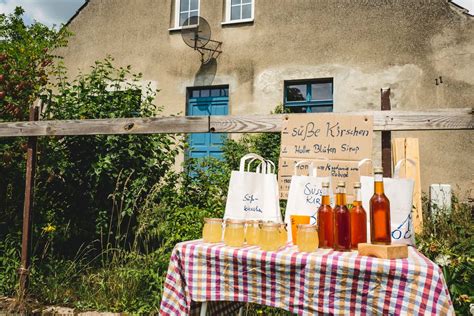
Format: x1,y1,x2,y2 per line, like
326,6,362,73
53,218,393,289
279,114,373,199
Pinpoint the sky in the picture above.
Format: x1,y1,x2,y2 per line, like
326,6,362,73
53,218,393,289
0,0,87,27
0,0,472,28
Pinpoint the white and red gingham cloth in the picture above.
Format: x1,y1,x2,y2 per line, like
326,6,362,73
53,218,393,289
160,240,454,315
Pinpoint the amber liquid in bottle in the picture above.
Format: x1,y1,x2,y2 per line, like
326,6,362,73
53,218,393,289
350,186,367,249
317,186,334,249
370,173,392,244
334,185,351,251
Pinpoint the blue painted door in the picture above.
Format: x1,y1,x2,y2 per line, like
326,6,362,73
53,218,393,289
187,87,229,159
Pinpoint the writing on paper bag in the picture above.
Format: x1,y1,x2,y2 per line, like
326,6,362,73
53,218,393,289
242,193,262,213
303,183,323,205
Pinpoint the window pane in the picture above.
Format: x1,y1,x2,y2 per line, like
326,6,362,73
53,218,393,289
189,14,198,25
231,6,241,20
180,0,190,12
242,0,252,3
221,88,228,96
180,12,189,26
231,0,241,5
190,0,198,10
242,4,252,19
286,84,307,101
211,89,220,97
201,89,210,97
311,83,332,100
192,90,200,98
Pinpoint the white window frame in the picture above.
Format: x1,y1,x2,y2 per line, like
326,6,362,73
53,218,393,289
170,0,200,30
223,0,254,25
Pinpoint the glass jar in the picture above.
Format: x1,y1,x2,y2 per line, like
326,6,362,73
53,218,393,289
259,222,280,251
224,219,245,247
296,224,319,252
202,218,223,243
245,220,260,245
278,223,288,247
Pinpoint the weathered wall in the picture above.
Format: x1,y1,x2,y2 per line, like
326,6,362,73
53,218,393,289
59,0,474,196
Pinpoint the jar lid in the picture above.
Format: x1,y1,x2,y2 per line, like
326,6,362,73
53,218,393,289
337,181,346,187
322,182,330,188
261,222,280,228
245,220,259,224
204,218,223,223
297,224,318,231
353,182,361,188
225,219,246,224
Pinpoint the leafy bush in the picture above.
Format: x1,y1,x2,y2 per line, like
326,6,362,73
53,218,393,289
416,196,473,315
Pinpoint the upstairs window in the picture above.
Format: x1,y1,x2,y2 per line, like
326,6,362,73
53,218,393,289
284,79,333,113
224,0,254,23
174,0,199,28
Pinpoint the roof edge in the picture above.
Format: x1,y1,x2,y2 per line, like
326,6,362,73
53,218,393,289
448,0,474,17
65,0,90,27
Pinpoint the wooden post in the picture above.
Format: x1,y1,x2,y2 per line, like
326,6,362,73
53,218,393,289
381,88,392,177
18,105,39,304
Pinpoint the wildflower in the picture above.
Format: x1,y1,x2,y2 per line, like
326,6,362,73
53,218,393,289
42,224,56,233
435,254,451,266
459,294,470,303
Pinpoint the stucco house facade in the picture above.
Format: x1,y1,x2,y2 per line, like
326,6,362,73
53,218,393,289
59,0,473,195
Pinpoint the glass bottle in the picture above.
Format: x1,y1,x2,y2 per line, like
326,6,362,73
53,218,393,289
334,182,351,251
317,182,334,249
370,167,392,244
202,218,223,243
350,182,367,249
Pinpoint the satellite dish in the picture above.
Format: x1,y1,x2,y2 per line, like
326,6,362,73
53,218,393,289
181,16,222,64
181,17,211,49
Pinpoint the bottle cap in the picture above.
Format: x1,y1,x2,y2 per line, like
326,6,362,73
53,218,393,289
353,182,361,188
322,182,330,188
374,167,384,174
336,181,345,187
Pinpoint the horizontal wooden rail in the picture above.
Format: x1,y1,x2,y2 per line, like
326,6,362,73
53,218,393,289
0,108,472,137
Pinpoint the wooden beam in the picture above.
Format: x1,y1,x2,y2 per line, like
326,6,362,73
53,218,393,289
381,88,392,178
0,108,471,137
210,108,473,133
0,116,209,137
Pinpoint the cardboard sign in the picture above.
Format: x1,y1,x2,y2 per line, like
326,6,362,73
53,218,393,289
279,114,373,199
278,158,372,200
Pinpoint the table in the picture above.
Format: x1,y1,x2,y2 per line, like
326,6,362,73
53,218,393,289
160,240,454,315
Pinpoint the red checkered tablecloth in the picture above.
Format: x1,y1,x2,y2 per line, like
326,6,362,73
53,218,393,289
160,240,454,315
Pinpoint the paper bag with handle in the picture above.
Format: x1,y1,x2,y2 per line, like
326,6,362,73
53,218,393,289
284,159,331,242
360,158,416,246
224,154,281,222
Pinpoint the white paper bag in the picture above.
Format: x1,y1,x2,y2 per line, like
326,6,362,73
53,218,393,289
284,160,331,241
361,159,416,245
224,154,281,222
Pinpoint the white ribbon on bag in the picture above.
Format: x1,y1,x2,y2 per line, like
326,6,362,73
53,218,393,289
224,154,281,222
360,158,416,245
284,158,331,241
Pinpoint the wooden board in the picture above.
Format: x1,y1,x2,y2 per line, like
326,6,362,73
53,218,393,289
0,108,471,137
358,243,408,259
392,138,423,233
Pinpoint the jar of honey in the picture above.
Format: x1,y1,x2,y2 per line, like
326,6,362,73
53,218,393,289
296,224,319,252
259,222,280,251
224,219,245,247
245,220,260,245
202,218,223,243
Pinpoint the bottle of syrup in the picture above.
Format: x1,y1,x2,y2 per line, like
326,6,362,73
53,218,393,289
317,182,334,248
370,167,391,245
334,182,351,251
350,182,367,249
